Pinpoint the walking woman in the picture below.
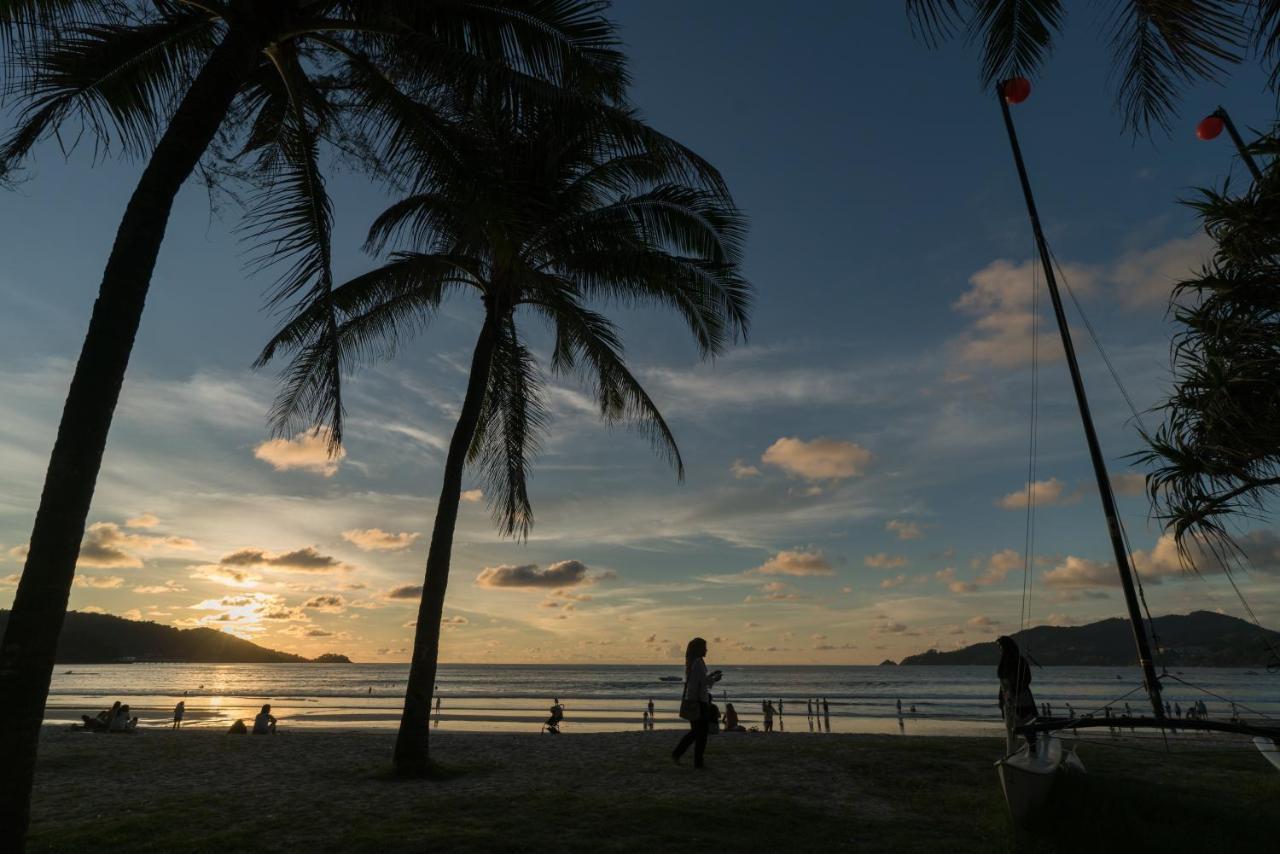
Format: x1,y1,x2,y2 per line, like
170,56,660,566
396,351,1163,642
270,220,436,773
672,637,721,769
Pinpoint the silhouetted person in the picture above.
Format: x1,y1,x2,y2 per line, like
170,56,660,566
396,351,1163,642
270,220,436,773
648,697,655,721
228,719,247,734
253,704,277,734
996,635,1037,751
807,699,814,732
434,695,442,728
1175,702,1182,718
823,698,831,732
763,700,775,732
1066,702,1075,719
777,699,785,732
896,698,902,716
643,710,650,731
672,637,721,768
545,699,564,734
723,703,745,732
172,701,185,730
110,704,137,733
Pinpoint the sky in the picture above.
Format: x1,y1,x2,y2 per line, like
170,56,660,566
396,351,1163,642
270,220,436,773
3,2,1280,665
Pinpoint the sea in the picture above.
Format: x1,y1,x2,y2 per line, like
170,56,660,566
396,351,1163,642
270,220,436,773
45,663,1280,736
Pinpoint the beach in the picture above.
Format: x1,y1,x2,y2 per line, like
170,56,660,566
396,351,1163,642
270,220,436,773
26,726,1278,852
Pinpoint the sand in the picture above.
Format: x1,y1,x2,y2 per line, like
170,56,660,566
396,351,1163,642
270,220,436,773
25,725,1280,852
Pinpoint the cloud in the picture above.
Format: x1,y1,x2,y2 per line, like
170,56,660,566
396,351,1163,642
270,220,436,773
744,581,805,602
74,575,124,589
80,606,106,614
976,549,1022,586
125,513,160,529
1107,233,1211,309
748,548,834,577
880,574,907,589
730,459,761,478
302,594,346,612
120,608,142,621
189,565,261,588
1111,472,1147,497
460,489,484,503
1042,555,1116,588
188,593,309,628
996,478,1072,510
952,259,1095,368
385,584,424,600
133,581,186,594
761,436,873,481
7,545,27,561
477,560,590,589
76,521,198,569
253,427,345,476
342,529,420,552
0,573,19,586
968,615,998,627
442,615,469,625
864,553,907,570
218,546,349,573
886,520,923,540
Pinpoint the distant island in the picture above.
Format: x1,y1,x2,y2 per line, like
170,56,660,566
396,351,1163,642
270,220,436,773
0,610,351,664
898,611,1280,668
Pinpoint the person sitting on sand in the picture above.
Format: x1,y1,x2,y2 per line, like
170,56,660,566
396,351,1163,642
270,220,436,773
722,703,745,732
253,704,277,734
996,635,1037,750
109,704,137,733
172,701,185,730
228,719,248,735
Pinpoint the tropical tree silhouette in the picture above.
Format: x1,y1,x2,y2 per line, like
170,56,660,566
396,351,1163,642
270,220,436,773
259,94,751,774
0,1,627,846
1141,127,1280,554
905,1,1280,133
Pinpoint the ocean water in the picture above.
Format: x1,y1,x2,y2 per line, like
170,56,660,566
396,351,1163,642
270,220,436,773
45,663,1280,735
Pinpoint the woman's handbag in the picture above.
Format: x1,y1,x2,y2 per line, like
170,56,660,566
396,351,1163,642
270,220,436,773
678,681,701,721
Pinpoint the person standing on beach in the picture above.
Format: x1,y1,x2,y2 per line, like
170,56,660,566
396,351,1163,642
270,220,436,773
807,699,814,732
763,700,774,732
777,699,785,732
672,637,720,769
172,701,184,730
823,698,831,732
643,710,650,731
648,697,655,724
434,695,442,728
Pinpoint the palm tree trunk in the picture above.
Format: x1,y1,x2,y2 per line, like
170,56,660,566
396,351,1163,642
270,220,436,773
0,27,264,850
394,311,499,774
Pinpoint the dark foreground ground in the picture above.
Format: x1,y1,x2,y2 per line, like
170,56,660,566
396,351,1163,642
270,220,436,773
25,727,1278,852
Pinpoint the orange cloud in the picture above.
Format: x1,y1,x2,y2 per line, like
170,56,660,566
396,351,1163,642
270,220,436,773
253,427,345,476
751,548,833,577
342,529,420,551
761,437,872,481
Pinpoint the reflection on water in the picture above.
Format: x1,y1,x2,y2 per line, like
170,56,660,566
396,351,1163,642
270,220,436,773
46,663,1280,734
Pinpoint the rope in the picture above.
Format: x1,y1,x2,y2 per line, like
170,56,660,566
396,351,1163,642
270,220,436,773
1161,672,1278,723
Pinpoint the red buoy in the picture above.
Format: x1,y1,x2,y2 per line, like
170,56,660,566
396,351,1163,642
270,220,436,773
1196,114,1224,141
1003,77,1032,104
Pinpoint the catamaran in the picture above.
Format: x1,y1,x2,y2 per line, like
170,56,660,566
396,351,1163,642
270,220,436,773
991,77,1280,823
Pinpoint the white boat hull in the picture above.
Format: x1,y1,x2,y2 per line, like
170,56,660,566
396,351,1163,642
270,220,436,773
1255,737,1280,772
996,734,1066,823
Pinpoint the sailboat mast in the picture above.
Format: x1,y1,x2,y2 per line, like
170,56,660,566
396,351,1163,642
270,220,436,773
996,81,1165,720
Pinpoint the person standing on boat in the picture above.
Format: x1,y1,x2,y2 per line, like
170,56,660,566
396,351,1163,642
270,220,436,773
996,635,1037,751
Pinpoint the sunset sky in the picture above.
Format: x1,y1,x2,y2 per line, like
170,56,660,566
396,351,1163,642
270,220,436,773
3,3,1279,665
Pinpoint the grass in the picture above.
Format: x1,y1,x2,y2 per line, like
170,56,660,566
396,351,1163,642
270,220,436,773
23,728,1278,852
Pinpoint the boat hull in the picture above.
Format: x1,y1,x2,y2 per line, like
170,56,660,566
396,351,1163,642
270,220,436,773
1255,737,1280,772
996,734,1065,823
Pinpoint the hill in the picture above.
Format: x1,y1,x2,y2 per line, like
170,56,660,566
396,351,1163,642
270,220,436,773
0,610,351,664
899,611,1280,667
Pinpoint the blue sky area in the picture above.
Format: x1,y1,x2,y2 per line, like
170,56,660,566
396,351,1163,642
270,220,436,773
2,3,1278,663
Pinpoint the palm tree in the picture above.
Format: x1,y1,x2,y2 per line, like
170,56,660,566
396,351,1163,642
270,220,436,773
1140,126,1280,554
259,95,751,774
0,2,627,846
905,1,1280,134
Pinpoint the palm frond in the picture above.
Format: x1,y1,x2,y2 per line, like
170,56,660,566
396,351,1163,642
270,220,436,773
531,284,684,477
1104,1,1245,134
906,0,966,48
472,315,546,539
967,0,1064,86
1,9,219,168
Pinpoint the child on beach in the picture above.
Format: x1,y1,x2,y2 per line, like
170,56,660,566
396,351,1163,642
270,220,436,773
253,704,277,734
